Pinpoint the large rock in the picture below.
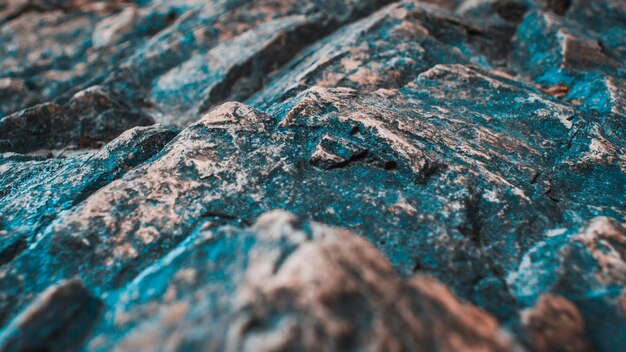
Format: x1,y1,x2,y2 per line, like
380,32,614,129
0,0,394,149
248,1,470,110
0,0,625,351
0,86,156,153
0,124,178,266
86,210,517,351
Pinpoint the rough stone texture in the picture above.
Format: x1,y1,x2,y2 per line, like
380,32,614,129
86,211,517,351
0,124,179,266
509,217,626,351
0,0,625,351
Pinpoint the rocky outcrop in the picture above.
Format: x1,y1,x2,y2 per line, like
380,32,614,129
84,211,517,351
0,0,625,351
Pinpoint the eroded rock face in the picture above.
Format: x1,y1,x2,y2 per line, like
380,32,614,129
0,0,625,351
85,211,517,351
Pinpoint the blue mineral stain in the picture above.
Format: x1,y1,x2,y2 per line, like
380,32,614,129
567,78,613,114
114,225,256,305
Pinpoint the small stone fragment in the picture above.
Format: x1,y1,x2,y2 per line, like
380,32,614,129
310,134,368,169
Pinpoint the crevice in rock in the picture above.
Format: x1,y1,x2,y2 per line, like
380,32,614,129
416,161,446,185
326,150,370,170
546,184,560,203
457,185,514,300
0,238,27,267
566,128,580,150
459,187,483,247
530,170,543,184
197,210,252,227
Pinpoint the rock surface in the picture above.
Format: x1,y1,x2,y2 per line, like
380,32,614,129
0,0,625,351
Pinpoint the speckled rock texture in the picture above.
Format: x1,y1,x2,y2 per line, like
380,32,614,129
0,0,624,351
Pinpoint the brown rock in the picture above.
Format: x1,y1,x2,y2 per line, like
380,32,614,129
521,294,593,352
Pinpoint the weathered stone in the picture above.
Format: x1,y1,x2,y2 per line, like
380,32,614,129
2,60,620,327
0,0,625,350
86,211,517,351
92,6,139,49
0,86,158,153
248,1,468,110
0,123,178,244
509,217,626,350
0,0,156,117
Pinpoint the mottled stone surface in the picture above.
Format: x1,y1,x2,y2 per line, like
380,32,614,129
86,211,517,351
0,0,625,351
